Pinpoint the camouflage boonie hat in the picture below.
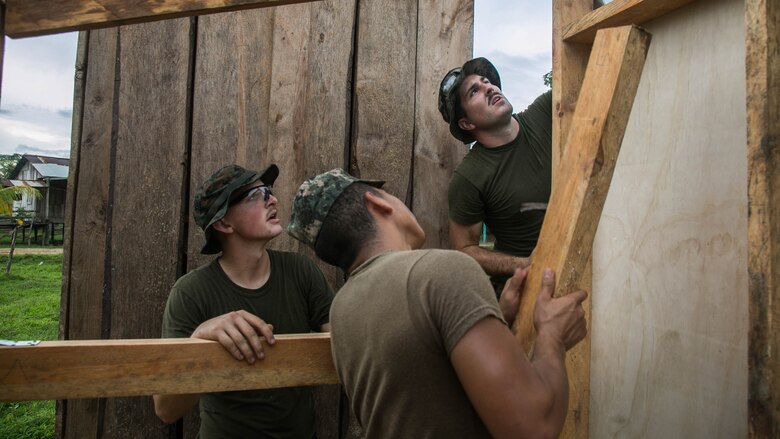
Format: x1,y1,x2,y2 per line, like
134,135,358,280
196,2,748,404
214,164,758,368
287,168,384,249
193,163,279,254
438,57,502,144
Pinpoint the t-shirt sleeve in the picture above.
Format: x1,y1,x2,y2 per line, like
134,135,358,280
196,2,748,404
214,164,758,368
161,281,204,339
409,251,505,356
519,90,553,151
448,171,485,226
299,255,335,330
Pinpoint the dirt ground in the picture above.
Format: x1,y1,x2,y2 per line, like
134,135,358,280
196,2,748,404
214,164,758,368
0,247,63,255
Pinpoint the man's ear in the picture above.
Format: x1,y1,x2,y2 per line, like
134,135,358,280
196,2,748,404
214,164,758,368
364,190,393,217
458,117,475,132
211,218,232,234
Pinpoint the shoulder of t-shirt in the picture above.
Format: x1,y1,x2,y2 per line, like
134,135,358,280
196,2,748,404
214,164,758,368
518,90,553,120
170,258,220,291
410,249,485,282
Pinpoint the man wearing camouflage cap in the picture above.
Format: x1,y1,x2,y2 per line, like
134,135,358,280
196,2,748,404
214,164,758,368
153,164,333,439
439,57,553,296
288,168,587,438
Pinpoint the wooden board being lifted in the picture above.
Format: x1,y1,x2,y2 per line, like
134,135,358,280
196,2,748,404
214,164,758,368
4,0,322,38
0,334,337,401
515,25,651,350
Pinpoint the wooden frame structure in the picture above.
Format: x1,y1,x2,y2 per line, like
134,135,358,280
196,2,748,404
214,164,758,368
0,0,777,437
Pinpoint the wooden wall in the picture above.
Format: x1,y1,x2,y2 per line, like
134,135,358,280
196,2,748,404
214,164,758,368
58,0,472,437
590,0,748,437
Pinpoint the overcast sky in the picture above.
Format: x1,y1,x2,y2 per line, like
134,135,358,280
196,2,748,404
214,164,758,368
0,0,552,157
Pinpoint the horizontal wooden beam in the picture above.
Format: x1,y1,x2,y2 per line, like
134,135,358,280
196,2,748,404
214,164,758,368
0,334,337,401
515,25,651,352
563,0,697,43
4,0,321,39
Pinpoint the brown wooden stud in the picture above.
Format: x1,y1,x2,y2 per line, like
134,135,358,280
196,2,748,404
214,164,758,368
4,0,322,38
0,335,337,401
563,0,699,43
515,24,651,437
552,0,593,436
746,0,780,436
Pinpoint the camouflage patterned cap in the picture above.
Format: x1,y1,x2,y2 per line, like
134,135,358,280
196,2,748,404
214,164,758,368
437,57,502,144
287,168,384,248
193,163,279,254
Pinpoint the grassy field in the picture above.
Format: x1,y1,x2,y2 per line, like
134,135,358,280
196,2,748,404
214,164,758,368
0,254,62,439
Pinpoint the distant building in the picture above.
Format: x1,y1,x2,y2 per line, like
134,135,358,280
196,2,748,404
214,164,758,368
2,154,69,223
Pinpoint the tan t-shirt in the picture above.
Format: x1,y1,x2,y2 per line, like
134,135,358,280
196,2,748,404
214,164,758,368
330,249,506,438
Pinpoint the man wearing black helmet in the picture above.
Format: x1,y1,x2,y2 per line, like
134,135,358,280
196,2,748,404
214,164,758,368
152,164,334,439
439,57,552,295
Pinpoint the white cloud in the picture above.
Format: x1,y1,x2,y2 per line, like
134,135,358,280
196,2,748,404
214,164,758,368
0,33,78,156
2,33,79,110
0,2,554,157
0,106,72,156
473,0,552,109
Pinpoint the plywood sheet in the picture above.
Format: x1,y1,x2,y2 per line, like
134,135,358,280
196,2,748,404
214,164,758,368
590,0,747,437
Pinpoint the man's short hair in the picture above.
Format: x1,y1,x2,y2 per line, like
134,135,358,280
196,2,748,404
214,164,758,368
315,183,381,271
437,57,502,144
288,169,384,270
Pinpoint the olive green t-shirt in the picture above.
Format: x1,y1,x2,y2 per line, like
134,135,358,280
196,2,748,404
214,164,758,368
162,250,334,439
448,90,553,258
331,249,505,438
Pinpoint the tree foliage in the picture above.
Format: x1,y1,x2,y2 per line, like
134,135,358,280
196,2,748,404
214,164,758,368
0,153,23,179
543,71,552,88
0,186,41,216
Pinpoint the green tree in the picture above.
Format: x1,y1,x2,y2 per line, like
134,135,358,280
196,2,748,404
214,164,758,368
543,71,552,88
0,186,41,216
0,153,23,179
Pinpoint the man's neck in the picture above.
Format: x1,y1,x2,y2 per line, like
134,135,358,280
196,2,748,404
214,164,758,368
475,116,520,148
347,225,414,274
219,242,272,290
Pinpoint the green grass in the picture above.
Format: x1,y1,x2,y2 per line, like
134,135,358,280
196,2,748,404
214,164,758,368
0,228,64,248
0,254,62,439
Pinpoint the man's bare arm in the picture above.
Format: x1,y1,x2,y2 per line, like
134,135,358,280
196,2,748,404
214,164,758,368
450,269,587,439
449,219,529,276
153,394,199,424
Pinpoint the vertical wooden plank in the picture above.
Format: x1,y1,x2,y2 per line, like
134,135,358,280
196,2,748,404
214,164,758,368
62,27,117,439
351,0,417,199
747,0,780,436
100,19,192,439
517,25,651,439
412,0,471,249
264,3,356,436
55,29,89,439
553,0,592,167
553,2,593,438
188,9,275,271
190,2,356,437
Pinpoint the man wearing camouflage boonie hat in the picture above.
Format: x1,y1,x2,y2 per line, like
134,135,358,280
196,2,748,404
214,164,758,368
154,164,334,439
287,168,587,438
438,57,553,297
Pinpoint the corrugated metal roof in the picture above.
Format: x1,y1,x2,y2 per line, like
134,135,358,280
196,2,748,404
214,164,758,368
7,179,46,188
23,154,69,166
31,163,69,179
